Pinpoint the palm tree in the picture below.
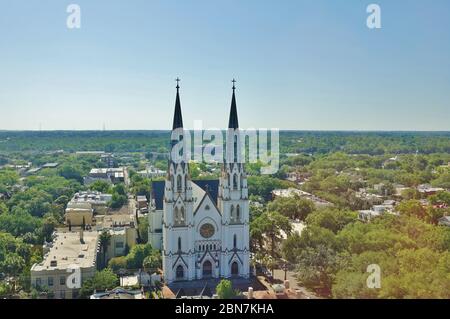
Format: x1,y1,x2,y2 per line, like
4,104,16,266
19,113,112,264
99,230,111,268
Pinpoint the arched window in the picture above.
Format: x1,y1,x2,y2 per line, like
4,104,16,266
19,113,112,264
240,175,244,189
174,207,179,224
178,237,182,251
177,174,182,192
236,205,240,221
230,205,235,221
233,234,237,249
180,207,185,223
176,265,184,280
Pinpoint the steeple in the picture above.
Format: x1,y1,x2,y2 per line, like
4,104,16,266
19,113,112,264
172,78,183,130
228,79,239,129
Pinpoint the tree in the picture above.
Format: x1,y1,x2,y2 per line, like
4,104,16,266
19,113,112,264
125,243,153,269
431,171,450,189
0,209,42,237
79,269,119,298
138,216,149,244
89,180,111,193
143,251,162,274
267,195,315,220
58,164,84,183
396,200,427,220
250,211,291,273
99,230,111,268
282,225,338,263
378,248,450,299
216,279,237,299
108,183,128,209
108,256,127,272
429,191,450,206
305,208,357,234
0,202,8,215
114,183,127,196
0,253,26,293
247,176,295,200
295,245,340,297
41,214,58,241
401,188,421,200
109,192,127,209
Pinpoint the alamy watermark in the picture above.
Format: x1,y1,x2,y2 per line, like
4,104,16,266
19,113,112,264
366,264,381,289
367,4,381,29
66,4,81,29
170,121,279,175
66,264,81,289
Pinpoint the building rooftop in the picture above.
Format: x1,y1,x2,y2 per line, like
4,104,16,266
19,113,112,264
90,287,144,299
76,151,106,155
99,214,136,229
42,162,59,168
70,191,112,205
418,184,445,193
136,195,147,202
31,230,99,272
89,168,124,174
26,167,42,174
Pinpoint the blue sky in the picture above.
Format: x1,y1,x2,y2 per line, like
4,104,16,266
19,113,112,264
0,0,449,130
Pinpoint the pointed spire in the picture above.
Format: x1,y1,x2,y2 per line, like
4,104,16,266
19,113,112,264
228,79,239,129
172,78,183,130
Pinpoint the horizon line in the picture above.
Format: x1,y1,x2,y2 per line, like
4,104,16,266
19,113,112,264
1,129,450,133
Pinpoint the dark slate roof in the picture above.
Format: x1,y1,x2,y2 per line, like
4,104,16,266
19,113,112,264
228,88,239,129
151,179,219,210
194,180,219,204
172,87,183,130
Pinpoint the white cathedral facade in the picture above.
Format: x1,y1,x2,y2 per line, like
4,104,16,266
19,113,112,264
148,81,250,284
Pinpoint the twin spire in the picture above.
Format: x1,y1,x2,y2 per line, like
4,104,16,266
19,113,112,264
228,79,239,129
172,78,183,130
171,78,239,130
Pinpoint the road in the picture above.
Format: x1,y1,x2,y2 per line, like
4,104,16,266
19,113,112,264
273,268,321,299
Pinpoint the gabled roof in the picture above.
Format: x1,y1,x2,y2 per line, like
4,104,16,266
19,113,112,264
151,179,219,210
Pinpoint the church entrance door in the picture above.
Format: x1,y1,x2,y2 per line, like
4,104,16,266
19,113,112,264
231,261,239,276
176,265,184,280
202,260,213,278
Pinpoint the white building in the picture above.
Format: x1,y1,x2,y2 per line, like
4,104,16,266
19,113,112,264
137,166,167,179
358,200,398,222
148,82,250,284
30,230,99,299
84,167,125,185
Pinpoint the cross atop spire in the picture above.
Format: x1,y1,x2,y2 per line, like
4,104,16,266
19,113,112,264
232,78,236,91
175,77,181,90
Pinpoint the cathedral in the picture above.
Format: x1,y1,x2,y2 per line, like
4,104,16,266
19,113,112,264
148,80,250,284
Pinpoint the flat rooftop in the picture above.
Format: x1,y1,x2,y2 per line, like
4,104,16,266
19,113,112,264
31,230,99,272
98,213,136,229
71,191,112,204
